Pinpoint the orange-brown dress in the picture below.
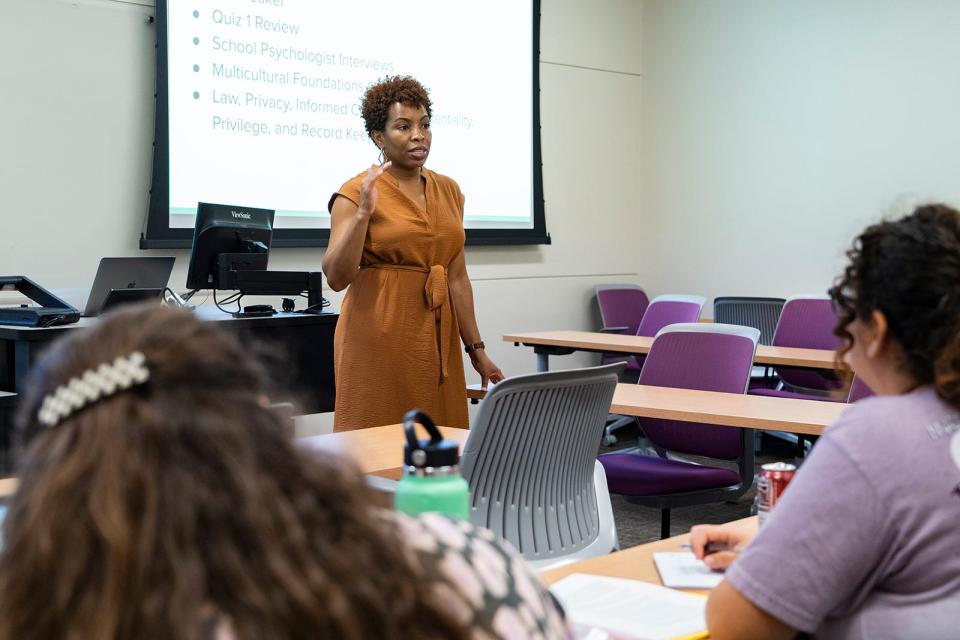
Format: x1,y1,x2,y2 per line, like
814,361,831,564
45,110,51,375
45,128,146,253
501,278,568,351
328,168,469,431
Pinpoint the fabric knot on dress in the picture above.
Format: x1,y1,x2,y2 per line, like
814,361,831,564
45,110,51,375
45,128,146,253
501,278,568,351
425,265,452,381
424,265,448,311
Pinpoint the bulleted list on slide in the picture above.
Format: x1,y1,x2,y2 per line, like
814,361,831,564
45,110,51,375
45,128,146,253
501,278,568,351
166,0,534,228
185,3,396,141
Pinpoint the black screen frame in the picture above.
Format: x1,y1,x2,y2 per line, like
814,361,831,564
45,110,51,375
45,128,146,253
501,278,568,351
185,203,275,290
141,0,549,249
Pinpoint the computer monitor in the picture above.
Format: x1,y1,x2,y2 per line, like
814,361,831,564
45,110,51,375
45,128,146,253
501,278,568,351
185,203,275,290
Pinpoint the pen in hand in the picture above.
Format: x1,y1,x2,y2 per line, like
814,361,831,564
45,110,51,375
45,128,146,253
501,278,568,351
681,542,743,556
682,542,744,570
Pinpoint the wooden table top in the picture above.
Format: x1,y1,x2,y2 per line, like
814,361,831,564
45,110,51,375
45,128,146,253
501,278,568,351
468,383,847,436
612,384,845,435
0,477,16,500
0,426,472,501
539,516,757,589
298,424,471,480
504,330,841,370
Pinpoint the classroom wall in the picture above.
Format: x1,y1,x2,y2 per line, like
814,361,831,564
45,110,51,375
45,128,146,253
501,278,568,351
0,0,644,429
638,0,960,304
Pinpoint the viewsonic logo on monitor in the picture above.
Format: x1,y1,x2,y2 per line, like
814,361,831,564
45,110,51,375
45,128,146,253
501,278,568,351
231,210,252,220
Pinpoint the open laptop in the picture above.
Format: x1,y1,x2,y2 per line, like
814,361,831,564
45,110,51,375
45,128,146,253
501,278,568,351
82,257,175,317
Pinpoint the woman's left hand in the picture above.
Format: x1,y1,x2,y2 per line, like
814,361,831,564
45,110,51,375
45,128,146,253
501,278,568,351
470,350,505,389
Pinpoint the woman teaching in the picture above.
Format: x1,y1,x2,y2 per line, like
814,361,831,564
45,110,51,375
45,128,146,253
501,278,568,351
323,76,504,431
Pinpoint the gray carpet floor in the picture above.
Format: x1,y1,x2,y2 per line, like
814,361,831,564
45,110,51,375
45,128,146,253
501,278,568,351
605,428,804,548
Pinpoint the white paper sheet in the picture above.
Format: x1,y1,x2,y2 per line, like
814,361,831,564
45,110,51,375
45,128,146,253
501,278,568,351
549,573,707,640
653,552,725,589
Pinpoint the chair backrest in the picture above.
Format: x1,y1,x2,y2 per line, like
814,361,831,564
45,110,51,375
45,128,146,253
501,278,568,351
635,294,706,337
772,295,841,390
712,297,785,346
461,362,624,563
638,323,760,460
595,284,649,335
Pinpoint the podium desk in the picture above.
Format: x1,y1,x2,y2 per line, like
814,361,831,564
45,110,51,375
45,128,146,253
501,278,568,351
0,308,338,474
0,308,337,412
504,330,840,373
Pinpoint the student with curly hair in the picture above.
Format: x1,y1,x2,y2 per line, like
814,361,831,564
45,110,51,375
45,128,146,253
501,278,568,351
688,204,960,639
0,306,566,640
322,75,503,431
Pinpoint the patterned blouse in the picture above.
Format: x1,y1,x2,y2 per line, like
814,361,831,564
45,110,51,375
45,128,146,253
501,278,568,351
203,512,570,639
392,512,571,640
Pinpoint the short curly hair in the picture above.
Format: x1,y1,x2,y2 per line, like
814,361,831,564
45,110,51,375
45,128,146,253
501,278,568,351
360,75,432,142
829,203,960,410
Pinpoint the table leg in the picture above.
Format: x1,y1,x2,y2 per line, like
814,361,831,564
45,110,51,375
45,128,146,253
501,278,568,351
528,345,576,373
14,341,32,392
536,352,549,372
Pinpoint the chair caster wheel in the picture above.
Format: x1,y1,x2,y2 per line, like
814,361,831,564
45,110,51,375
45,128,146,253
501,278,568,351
602,435,617,447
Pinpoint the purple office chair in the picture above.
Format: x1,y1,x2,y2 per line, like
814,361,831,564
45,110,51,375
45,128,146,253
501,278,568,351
848,376,874,402
603,295,707,445
594,284,650,379
635,294,706,337
750,295,843,398
599,323,760,538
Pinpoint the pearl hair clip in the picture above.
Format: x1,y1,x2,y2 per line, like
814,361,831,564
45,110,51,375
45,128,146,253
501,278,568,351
37,351,150,428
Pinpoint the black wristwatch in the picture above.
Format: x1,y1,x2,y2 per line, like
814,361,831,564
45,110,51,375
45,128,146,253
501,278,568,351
464,341,485,354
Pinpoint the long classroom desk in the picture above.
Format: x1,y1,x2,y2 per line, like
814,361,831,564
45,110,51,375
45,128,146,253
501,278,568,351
540,516,757,589
0,386,838,500
504,330,840,372
469,383,847,437
0,425,471,501
0,477,15,500
298,424,470,481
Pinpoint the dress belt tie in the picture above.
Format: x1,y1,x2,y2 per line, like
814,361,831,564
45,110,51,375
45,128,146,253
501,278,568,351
363,264,451,381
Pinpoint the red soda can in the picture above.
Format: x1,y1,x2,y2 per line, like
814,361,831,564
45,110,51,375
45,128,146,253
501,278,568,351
756,462,797,526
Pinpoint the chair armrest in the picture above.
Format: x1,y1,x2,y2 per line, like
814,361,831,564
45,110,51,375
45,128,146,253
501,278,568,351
599,326,630,334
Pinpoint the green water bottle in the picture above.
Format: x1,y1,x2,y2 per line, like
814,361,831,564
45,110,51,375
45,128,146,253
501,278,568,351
394,409,470,520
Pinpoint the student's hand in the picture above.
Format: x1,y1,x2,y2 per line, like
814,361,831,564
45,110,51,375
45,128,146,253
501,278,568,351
470,350,504,389
689,524,755,571
357,161,392,219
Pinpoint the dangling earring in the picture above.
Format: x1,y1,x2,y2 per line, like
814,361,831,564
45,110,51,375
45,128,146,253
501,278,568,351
378,146,385,165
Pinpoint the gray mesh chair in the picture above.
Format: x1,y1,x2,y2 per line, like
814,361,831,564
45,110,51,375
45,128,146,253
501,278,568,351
461,362,624,571
712,297,785,346
712,295,786,394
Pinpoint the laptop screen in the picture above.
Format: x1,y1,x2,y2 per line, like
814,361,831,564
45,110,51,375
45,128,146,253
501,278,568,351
83,257,175,317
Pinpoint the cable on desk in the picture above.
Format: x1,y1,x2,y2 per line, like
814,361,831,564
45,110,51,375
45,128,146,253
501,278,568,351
213,290,242,315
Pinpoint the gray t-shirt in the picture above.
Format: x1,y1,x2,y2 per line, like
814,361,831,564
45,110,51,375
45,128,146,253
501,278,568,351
726,386,960,639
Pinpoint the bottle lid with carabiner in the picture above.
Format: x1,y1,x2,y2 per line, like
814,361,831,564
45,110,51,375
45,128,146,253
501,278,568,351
402,409,461,475
395,409,470,519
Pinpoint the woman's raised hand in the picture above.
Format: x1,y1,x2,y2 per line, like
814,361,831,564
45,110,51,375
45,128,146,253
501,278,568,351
357,161,392,218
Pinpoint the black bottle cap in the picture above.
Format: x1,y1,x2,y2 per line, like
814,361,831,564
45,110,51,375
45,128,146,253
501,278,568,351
402,409,460,468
